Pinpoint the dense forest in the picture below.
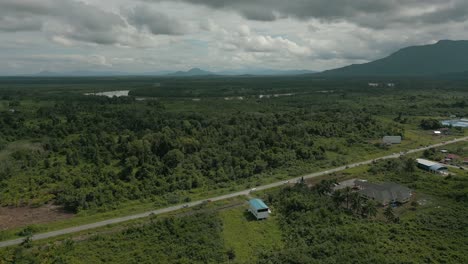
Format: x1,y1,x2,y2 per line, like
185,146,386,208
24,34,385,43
0,77,466,216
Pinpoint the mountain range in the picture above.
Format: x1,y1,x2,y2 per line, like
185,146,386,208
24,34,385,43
319,40,468,76
31,68,316,77
14,40,468,78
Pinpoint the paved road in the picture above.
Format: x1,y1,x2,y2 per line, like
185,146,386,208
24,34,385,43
1,136,466,248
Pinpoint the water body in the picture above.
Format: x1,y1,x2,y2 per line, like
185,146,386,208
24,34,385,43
441,119,468,128
84,90,130,98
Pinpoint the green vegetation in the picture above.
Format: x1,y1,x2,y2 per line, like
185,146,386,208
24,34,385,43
258,157,468,263
0,76,466,244
220,206,283,263
2,154,466,263
1,213,227,263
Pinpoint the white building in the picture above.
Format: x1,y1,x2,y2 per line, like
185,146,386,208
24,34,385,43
248,199,270,220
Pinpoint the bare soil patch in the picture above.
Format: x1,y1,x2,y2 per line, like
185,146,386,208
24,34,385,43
0,204,74,230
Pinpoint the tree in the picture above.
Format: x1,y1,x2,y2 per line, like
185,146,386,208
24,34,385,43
363,200,378,218
350,192,362,215
420,118,441,130
343,187,352,210
314,179,335,196
332,190,345,208
404,158,415,173
384,206,396,223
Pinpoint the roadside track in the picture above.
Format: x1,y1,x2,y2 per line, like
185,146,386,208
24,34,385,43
0,136,466,248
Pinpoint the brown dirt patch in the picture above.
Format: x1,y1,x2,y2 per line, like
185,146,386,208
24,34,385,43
0,204,74,230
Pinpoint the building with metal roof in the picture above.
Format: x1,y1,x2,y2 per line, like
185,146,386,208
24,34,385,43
356,182,412,205
416,158,448,174
383,136,402,144
248,199,270,220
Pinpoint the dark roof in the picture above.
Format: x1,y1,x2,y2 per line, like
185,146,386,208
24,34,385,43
357,182,411,205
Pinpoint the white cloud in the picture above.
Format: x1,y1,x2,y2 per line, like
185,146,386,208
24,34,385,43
0,0,467,74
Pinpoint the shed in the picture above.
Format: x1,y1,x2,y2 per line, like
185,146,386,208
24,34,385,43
416,158,448,173
248,199,270,220
383,136,402,144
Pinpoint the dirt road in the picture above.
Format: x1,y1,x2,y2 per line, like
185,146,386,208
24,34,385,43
0,136,466,248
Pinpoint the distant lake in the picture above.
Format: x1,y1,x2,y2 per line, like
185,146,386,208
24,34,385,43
84,90,130,98
441,119,468,128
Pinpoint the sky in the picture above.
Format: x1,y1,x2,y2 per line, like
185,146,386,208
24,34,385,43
1,0,468,75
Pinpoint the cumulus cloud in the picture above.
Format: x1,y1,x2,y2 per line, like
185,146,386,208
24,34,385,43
222,25,311,57
1,0,467,74
0,0,126,44
124,5,190,35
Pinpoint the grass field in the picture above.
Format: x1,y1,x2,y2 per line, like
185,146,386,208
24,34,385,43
220,205,283,263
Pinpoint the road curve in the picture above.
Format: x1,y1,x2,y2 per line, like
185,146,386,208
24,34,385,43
0,136,466,248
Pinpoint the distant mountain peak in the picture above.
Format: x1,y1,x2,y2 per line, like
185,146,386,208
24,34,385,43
167,68,215,77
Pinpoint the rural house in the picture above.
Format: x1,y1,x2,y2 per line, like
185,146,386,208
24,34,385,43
248,199,270,220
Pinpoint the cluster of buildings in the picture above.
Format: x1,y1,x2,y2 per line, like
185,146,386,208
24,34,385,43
368,82,396,88
440,150,468,166
249,176,413,220
248,154,463,220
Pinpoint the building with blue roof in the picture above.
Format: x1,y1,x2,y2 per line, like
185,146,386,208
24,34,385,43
248,199,270,220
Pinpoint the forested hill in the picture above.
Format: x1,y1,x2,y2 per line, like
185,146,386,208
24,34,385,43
319,40,468,76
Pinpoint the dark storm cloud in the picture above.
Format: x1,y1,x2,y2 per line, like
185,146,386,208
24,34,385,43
124,5,189,35
146,0,468,28
0,0,126,44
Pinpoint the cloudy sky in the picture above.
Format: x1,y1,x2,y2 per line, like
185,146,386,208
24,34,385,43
1,0,468,75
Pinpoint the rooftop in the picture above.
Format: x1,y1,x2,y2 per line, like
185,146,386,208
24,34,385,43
416,158,438,167
357,182,411,205
249,199,268,210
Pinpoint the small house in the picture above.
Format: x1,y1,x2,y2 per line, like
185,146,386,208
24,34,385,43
248,199,270,220
445,154,460,162
383,136,402,144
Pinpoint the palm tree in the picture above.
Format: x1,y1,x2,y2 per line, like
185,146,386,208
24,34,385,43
350,192,362,215
343,186,352,210
332,189,345,208
384,205,395,222
363,200,378,218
